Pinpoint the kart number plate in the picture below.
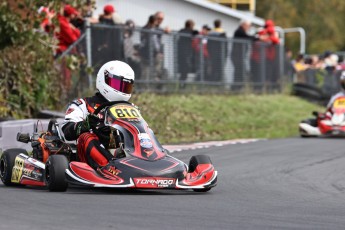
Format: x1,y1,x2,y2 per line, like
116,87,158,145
333,98,345,109
109,105,141,119
11,156,25,183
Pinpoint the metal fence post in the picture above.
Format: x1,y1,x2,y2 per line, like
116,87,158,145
199,35,204,82
85,20,92,89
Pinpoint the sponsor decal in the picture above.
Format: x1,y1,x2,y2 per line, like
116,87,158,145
134,177,176,188
22,168,33,177
11,156,25,183
66,108,75,115
27,158,45,169
143,149,154,157
138,133,153,149
108,166,121,176
109,105,141,119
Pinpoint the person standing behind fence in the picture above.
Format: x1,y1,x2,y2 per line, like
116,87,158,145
124,19,141,79
96,4,123,63
178,20,196,86
208,19,227,82
231,20,256,89
192,25,211,81
140,15,158,83
56,5,81,95
257,20,280,87
56,5,80,56
153,12,170,83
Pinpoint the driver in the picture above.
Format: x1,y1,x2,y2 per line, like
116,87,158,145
61,60,135,178
326,71,345,110
307,71,345,128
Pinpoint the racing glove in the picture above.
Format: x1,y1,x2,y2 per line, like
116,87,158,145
76,114,101,136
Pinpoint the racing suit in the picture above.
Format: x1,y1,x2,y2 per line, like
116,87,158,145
62,93,119,170
308,90,345,127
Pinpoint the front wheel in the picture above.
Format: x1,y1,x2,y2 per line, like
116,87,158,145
0,148,28,186
45,155,69,192
188,155,214,192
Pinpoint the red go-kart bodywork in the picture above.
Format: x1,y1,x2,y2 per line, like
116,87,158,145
0,102,217,192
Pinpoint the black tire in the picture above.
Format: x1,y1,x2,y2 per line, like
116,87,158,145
188,155,213,192
45,155,69,192
188,155,212,173
0,148,28,186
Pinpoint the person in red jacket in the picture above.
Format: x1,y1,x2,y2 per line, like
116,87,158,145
56,5,81,94
56,5,81,55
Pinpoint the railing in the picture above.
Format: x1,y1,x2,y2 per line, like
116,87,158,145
58,24,286,100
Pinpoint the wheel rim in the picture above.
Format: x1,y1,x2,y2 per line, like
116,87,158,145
0,157,6,179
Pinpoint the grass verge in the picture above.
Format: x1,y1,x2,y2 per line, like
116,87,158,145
131,94,324,144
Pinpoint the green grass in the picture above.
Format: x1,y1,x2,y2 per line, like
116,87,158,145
131,94,324,144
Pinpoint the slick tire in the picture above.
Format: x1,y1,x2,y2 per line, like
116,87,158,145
45,155,69,192
0,148,28,186
188,155,212,192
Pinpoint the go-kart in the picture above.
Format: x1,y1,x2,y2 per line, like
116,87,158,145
299,96,345,137
0,101,217,192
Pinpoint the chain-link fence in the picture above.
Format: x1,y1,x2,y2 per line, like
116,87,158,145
58,24,286,100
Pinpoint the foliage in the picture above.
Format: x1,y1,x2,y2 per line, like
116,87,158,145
0,0,90,118
256,0,345,54
131,94,324,144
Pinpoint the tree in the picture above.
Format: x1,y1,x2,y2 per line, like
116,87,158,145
0,0,90,118
256,0,345,54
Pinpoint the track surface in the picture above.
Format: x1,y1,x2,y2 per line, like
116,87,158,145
1,138,345,230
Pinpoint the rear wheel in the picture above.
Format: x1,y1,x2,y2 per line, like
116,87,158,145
45,155,69,192
0,148,28,186
188,155,213,192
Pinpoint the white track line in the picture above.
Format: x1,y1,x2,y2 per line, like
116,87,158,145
163,139,263,153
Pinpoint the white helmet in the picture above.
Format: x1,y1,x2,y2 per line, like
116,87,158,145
96,60,135,101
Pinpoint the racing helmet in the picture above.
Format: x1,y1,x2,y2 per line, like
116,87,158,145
96,60,135,101
340,71,345,90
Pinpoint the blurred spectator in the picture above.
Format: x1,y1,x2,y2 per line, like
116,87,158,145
293,54,309,83
192,25,211,81
99,4,116,25
56,5,81,94
324,52,338,73
56,5,80,56
213,19,226,34
69,3,86,32
256,20,280,85
337,55,345,71
124,19,141,79
94,4,123,64
284,48,294,79
153,11,169,83
208,19,227,82
154,11,171,33
231,20,257,88
140,15,158,81
177,19,196,84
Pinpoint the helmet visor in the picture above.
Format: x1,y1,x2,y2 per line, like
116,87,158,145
105,71,134,94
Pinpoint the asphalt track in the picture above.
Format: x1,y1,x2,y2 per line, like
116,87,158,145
1,138,345,230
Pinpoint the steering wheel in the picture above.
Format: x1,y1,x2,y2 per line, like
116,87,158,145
47,119,59,136
93,100,132,115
